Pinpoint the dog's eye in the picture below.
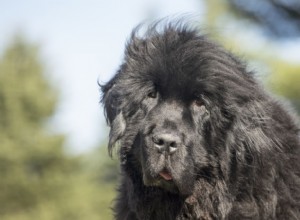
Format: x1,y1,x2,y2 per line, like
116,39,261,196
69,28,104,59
148,91,157,99
194,99,204,107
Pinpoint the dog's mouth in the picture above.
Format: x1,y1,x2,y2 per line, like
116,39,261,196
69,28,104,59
159,169,173,181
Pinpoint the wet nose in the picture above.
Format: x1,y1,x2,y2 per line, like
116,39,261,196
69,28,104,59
152,133,181,154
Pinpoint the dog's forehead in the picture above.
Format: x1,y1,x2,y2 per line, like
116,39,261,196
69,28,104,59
144,53,206,98
124,53,208,100
122,28,245,99
153,69,199,97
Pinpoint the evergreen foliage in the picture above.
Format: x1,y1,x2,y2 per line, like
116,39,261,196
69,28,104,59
0,35,115,220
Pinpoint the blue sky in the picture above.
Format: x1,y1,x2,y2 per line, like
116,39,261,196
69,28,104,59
0,0,203,153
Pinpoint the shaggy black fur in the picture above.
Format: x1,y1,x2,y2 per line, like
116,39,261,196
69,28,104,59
101,22,300,219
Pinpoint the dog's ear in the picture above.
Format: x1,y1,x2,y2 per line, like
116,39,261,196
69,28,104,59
100,75,126,156
233,101,282,154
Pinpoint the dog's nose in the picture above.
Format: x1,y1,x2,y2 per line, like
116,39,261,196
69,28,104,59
152,133,180,154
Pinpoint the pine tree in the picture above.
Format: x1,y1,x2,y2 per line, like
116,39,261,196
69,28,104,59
0,35,115,220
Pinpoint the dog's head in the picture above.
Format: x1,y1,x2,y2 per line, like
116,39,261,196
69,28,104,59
101,23,273,195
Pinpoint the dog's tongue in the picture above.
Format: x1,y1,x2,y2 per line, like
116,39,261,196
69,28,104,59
159,170,173,181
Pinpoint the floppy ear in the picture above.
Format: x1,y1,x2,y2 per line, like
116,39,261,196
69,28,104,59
100,75,126,156
233,100,282,154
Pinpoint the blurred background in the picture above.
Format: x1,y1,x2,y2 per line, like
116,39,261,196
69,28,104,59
0,0,299,219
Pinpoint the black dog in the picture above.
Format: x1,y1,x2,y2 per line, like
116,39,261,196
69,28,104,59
101,22,300,219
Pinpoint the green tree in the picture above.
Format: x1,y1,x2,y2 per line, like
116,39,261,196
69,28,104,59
82,145,120,184
0,35,115,220
204,0,300,113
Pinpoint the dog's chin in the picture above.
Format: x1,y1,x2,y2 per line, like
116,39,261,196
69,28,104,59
140,158,196,195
